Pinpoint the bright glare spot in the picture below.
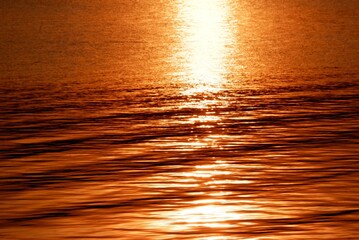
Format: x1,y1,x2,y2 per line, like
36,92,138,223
165,203,241,231
188,115,221,123
178,0,232,92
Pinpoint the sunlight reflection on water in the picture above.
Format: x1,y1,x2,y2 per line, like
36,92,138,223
167,0,240,231
157,0,243,230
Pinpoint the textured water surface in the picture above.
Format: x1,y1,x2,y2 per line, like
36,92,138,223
1,0,359,239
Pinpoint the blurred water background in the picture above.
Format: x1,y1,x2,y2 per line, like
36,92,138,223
1,0,359,239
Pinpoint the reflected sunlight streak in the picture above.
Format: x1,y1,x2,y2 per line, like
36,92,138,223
156,0,245,235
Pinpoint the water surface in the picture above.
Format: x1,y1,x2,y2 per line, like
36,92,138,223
1,0,359,239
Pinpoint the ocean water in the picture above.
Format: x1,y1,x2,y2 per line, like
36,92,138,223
1,0,359,239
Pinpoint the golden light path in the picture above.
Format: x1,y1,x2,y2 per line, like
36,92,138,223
154,0,250,236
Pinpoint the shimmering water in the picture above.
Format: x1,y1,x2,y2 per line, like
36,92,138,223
1,0,359,239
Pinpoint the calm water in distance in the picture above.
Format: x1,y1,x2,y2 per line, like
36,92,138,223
1,0,359,239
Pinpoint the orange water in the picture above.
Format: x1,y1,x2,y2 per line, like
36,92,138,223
1,0,359,239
